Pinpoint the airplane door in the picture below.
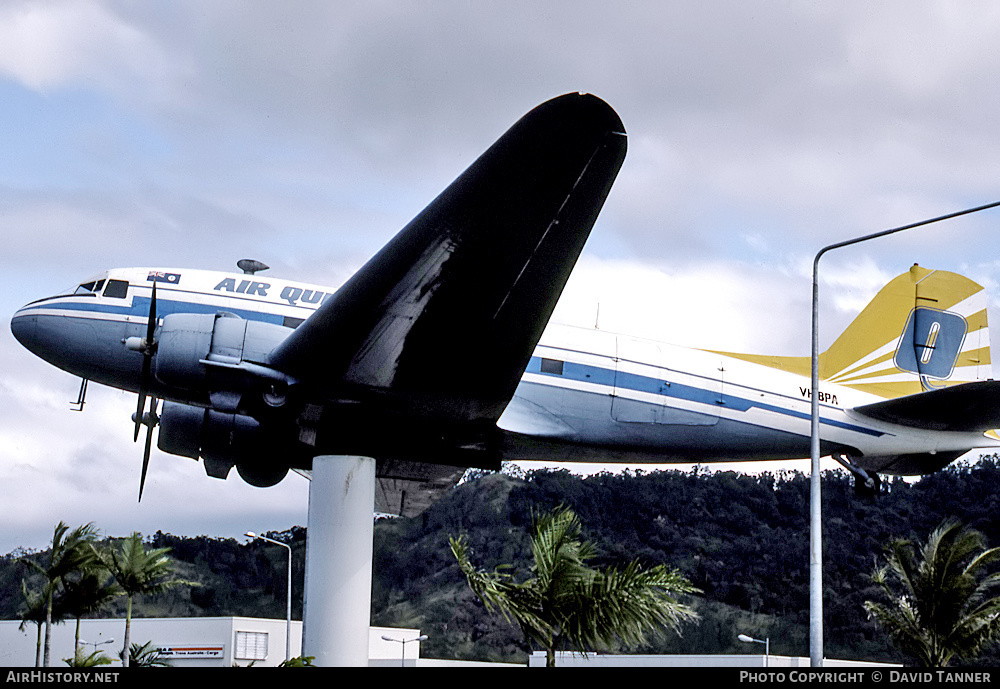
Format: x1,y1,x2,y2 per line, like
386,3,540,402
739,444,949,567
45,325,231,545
612,337,668,423
612,336,719,426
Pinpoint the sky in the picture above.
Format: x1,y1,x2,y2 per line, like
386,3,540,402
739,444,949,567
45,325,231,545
3,1,1000,554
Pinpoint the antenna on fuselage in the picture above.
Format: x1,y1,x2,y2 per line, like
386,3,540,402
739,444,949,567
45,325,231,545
237,259,270,275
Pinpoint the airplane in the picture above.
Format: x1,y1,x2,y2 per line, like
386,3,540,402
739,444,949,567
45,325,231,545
11,93,1000,514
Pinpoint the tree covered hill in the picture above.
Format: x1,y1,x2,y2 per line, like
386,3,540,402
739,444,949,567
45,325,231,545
5,457,1000,665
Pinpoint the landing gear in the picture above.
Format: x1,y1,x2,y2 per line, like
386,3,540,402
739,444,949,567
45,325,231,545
832,453,882,498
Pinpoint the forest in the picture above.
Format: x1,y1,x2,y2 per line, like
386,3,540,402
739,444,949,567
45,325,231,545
5,455,1000,665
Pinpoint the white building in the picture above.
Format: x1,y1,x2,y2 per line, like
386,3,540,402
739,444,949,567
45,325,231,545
0,617,428,667
528,651,900,668
5,618,894,668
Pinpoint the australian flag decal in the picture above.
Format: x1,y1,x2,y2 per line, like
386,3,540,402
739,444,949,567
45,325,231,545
147,271,181,285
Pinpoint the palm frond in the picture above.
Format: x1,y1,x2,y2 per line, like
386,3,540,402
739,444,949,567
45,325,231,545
451,507,699,663
866,519,1000,666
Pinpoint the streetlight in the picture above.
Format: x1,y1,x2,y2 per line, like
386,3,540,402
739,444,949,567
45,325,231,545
78,638,114,656
808,199,1000,667
246,531,293,663
381,634,428,667
738,633,770,667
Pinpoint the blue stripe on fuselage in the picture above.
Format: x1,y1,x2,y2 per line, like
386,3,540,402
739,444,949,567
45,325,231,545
525,355,886,438
29,296,288,326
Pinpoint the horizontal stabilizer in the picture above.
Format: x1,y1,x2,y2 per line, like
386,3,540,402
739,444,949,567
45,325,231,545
853,380,1000,432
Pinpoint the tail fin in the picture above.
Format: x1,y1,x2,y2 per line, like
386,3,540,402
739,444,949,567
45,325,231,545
716,265,992,399
821,265,990,397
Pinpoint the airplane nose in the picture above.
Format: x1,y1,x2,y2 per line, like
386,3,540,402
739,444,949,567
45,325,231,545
11,303,122,383
10,310,38,353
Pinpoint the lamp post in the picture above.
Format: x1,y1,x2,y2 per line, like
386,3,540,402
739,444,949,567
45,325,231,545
381,634,428,667
78,638,114,657
808,199,1000,667
246,531,293,663
738,633,770,667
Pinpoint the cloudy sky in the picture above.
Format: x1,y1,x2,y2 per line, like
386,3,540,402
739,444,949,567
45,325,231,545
3,1,1000,554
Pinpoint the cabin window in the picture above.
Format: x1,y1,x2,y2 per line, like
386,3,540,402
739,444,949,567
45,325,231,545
103,280,129,299
540,358,564,375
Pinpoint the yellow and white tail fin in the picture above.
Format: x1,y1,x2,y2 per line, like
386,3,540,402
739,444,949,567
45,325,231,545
717,265,991,399
821,265,990,398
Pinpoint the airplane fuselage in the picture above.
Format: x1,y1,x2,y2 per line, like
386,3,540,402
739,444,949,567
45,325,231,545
12,266,999,478
503,322,998,475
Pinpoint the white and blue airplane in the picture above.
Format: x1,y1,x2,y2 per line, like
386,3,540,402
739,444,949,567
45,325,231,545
11,94,1000,513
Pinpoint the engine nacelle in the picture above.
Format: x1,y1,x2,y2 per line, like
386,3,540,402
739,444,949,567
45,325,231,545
157,401,290,487
153,312,293,396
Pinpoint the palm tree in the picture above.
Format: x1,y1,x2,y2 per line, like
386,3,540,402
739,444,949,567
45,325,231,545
18,522,98,666
126,641,170,667
864,519,1000,666
98,532,192,667
63,649,113,668
17,579,49,667
61,565,118,658
451,505,699,666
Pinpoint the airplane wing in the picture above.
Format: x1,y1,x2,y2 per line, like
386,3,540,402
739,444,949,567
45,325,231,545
268,93,627,428
852,380,1000,432
373,460,467,517
296,460,466,517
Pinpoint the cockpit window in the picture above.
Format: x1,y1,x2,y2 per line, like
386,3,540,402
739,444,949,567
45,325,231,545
103,279,129,299
73,279,105,295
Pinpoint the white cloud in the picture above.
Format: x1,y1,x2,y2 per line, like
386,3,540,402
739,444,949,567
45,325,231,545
0,0,171,93
553,256,810,354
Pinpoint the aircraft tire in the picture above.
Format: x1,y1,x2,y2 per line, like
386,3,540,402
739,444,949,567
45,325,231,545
236,460,289,488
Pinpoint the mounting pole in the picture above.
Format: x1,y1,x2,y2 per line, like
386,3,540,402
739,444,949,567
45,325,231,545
302,455,376,666
809,199,1000,667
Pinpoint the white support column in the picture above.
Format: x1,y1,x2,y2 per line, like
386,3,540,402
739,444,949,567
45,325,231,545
302,455,375,667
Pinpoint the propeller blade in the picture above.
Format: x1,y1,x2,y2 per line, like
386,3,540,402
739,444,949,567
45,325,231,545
133,281,158,442
133,359,150,442
139,424,153,502
138,398,158,503
145,280,157,343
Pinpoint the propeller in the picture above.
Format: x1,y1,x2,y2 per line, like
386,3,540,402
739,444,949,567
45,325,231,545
130,280,159,501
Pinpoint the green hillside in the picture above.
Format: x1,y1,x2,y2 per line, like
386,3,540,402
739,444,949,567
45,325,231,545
6,456,1000,665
